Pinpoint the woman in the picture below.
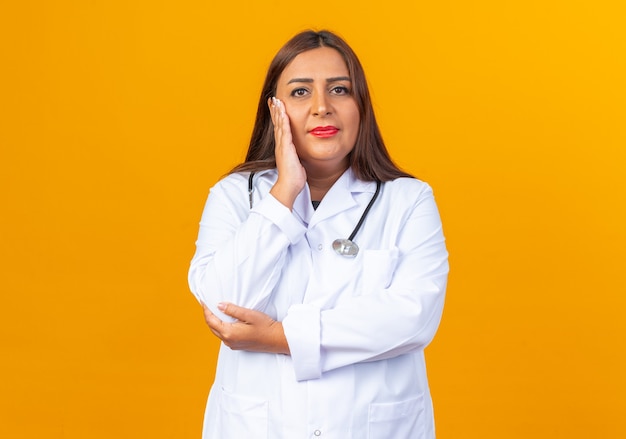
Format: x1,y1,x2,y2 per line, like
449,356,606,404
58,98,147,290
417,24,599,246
188,30,449,438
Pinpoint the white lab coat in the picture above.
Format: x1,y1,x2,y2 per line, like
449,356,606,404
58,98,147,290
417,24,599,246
188,167,449,439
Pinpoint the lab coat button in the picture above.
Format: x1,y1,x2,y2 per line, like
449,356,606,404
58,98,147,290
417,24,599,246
314,430,321,436
317,244,323,251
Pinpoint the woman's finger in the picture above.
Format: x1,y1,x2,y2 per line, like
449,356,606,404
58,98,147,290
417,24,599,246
201,302,226,332
217,302,261,323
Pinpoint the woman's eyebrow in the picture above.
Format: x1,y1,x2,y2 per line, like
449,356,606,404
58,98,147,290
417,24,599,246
286,76,351,84
287,78,313,84
326,76,351,83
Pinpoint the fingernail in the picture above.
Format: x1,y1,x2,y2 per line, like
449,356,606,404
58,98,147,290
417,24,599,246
217,302,226,311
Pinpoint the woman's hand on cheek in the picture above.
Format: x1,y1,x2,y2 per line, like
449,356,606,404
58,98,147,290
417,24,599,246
268,97,306,210
201,301,291,355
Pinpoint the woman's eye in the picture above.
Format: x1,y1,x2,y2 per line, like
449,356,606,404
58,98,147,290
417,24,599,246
331,86,350,95
291,88,308,97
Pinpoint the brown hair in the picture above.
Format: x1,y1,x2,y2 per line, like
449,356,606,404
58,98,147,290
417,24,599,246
230,30,412,182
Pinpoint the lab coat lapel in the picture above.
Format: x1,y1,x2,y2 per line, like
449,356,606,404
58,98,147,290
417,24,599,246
308,168,375,229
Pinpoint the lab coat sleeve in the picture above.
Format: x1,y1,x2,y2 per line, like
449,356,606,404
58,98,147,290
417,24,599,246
282,183,448,381
188,176,306,320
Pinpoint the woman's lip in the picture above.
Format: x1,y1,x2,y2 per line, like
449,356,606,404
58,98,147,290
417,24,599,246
309,126,339,137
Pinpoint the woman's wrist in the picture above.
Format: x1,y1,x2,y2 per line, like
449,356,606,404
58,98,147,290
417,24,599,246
270,181,300,210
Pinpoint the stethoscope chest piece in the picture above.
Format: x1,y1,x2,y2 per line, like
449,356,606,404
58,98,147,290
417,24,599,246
331,180,381,258
332,239,359,257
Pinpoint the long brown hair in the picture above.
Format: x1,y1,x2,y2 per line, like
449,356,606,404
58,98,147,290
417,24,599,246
230,30,412,182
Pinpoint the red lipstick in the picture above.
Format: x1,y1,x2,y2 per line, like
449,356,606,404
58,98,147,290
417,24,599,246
309,126,339,138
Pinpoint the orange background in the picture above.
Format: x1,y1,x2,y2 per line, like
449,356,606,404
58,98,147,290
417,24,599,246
1,1,625,438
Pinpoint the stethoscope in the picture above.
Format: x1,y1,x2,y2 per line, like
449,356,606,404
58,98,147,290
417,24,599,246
248,172,382,257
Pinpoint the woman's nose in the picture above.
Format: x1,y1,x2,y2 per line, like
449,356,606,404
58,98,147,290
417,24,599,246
311,92,331,116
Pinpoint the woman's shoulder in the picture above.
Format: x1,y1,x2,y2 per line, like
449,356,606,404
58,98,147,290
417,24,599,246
384,176,433,196
379,178,441,215
210,172,248,196
213,169,278,191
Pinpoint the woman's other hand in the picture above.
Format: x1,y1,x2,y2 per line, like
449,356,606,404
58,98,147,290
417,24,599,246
202,302,291,355
268,97,306,210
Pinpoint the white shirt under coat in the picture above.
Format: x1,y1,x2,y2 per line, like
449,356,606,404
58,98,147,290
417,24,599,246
188,167,449,439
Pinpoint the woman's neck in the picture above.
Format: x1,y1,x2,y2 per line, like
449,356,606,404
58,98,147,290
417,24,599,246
306,166,348,201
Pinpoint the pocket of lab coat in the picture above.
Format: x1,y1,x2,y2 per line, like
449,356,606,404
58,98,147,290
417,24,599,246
368,395,425,438
218,387,268,439
360,248,399,296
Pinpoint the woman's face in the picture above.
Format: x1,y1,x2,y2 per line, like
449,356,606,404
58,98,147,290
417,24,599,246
275,47,360,173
